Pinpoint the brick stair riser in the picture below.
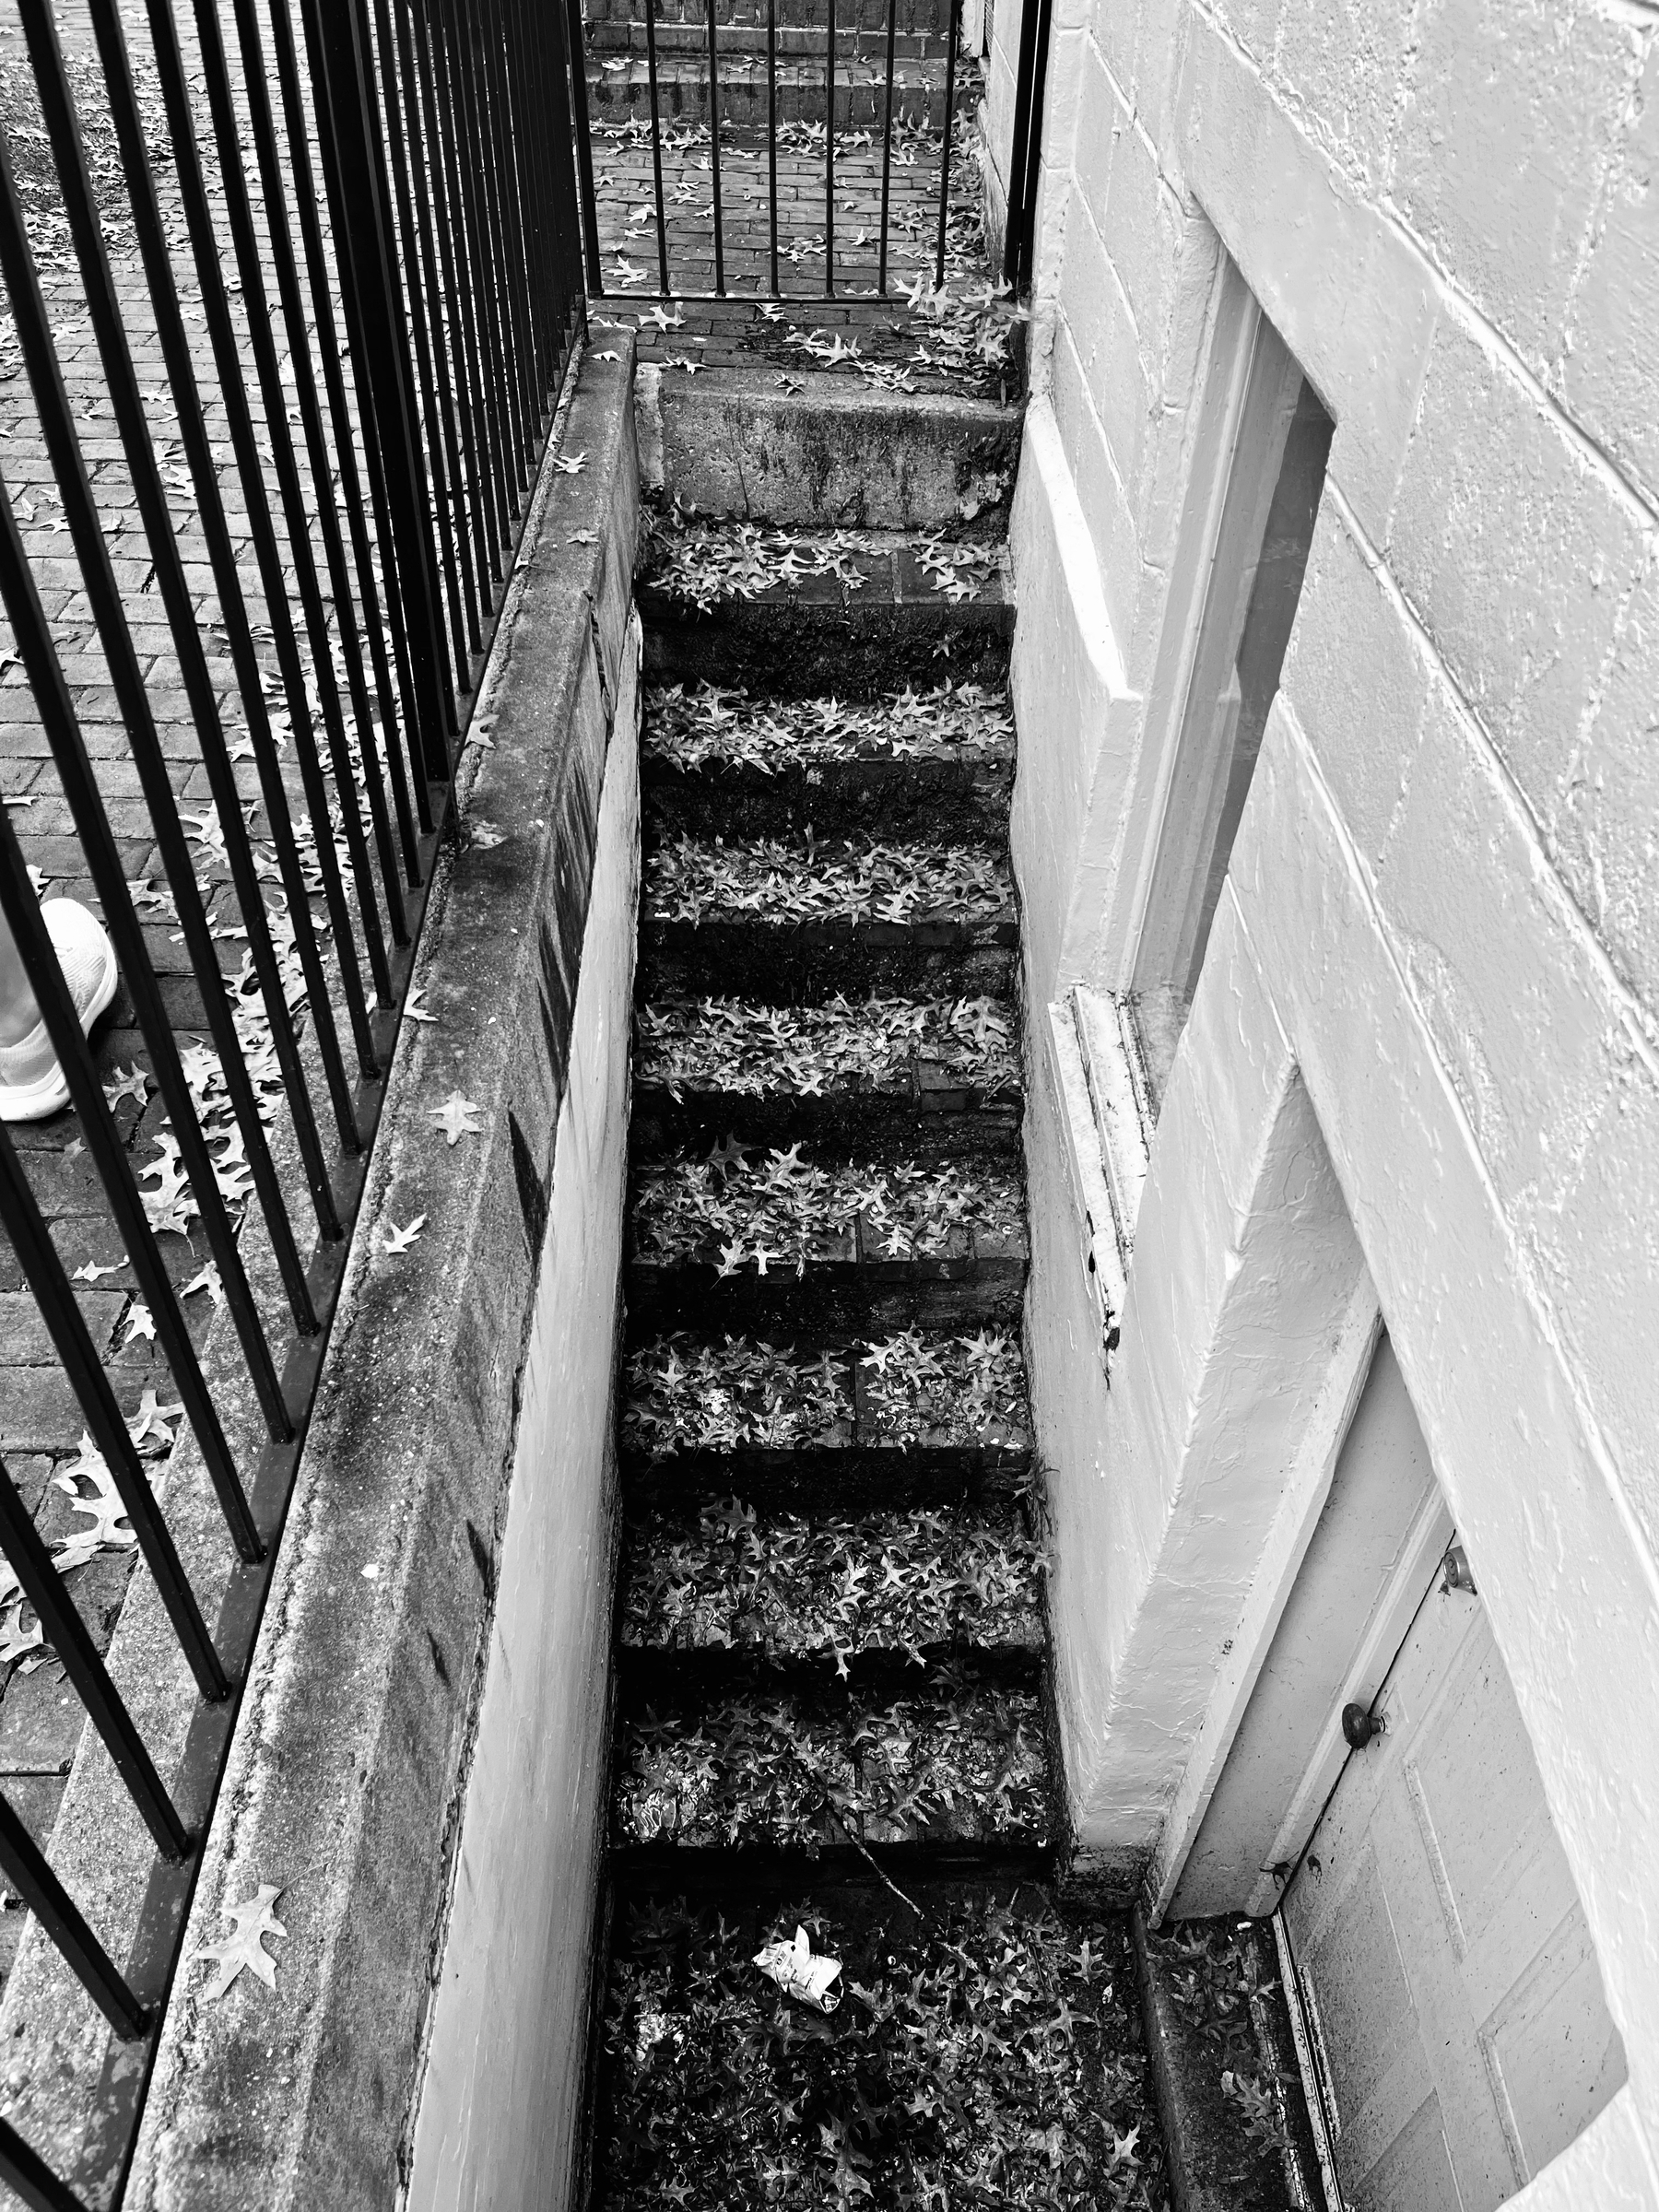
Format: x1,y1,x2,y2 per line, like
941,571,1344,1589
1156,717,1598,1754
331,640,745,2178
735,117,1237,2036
588,65,952,129
643,759,1014,844
620,1439,1031,1511
617,1641,1042,1701
584,0,952,36
609,1839,1057,1892
588,21,943,60
624,1256,1025,1339
636,923,1016,1003
629,1084,1020,1159
640,603,1013,698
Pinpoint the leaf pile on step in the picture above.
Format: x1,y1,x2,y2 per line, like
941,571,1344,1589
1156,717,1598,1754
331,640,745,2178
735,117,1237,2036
646,835,1009,928
636,994,1018,1101
631,1146,1022,1271
861,1326,1026,1448
620,1498,1043,1668
644,679,1013,773
600,1892,1170,2209
641,509,882,611
1157,1922,1292,2163
625,1335,853,1459
616,1674,1049,1850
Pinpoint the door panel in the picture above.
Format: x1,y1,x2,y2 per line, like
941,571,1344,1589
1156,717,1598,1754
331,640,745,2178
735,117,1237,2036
1283,1566,1625,2212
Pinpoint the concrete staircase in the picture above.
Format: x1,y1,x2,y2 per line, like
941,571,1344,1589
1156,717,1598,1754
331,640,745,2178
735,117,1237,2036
584,347,1185,2201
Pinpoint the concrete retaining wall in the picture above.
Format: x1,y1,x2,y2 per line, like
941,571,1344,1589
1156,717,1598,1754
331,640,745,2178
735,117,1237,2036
403,618,639,2212
41,336,647,2212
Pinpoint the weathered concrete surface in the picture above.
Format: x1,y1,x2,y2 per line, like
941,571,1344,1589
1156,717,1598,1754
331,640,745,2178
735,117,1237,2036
637,363,1022,528
93,336,641,2212
1131,1914,1307,2212
401,618,639,2212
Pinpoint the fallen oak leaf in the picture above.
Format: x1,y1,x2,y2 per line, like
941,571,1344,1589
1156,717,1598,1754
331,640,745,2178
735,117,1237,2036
551,452,587,475
429,1091,485,1146
192,1884,287,1999
380,1214,427,1255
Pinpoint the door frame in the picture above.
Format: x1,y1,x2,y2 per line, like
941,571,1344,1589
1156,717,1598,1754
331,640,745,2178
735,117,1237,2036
1145,1277,1380,1924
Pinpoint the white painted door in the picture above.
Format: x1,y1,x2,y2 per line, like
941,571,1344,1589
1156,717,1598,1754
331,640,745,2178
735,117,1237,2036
1281,1568,1625,2211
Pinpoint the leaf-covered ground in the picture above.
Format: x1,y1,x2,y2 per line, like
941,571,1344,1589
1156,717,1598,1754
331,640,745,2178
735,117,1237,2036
620,1499,1043,1667
631,1146,1024,1273
636,994,1018,1101
639,512,1006,614
644,835,1011,929
644,680,1014,773
600,1887,1170,2210
615,1676,1050,1851
621,1327,1029,1460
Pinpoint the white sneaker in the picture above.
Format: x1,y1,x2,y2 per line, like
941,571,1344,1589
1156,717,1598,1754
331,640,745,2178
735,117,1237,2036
0,900,120,1124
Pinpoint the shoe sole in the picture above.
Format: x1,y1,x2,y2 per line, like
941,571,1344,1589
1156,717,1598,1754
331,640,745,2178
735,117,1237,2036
0,943,120,1124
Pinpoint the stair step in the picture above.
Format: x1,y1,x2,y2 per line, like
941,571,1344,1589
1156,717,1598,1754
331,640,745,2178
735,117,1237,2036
618,1497,1044,1678
584,0,953,35
587,57,956,129
639,530,1014,697
639,835,1015,998
641,678,1014,841
632,992,1019,1152
589,21,945,59
621,1325,1030,1506
597,1888,1159,2208
627,1146,1025,1335
612,1668,1052,1857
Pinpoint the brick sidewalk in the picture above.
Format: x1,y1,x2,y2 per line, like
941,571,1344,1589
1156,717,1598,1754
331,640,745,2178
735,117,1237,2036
0,0,402,1973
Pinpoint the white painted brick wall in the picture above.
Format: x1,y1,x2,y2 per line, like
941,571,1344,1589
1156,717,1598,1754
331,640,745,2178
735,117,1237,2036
995,0,1659,2192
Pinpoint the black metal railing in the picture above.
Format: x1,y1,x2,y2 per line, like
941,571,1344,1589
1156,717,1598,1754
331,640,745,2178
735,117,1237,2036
569,0,971,301
0,0,583,2198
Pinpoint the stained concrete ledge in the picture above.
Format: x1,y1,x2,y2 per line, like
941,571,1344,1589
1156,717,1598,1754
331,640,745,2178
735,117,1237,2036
1133,1912,1324,2212
636,362,1022,529
0,335,641,2212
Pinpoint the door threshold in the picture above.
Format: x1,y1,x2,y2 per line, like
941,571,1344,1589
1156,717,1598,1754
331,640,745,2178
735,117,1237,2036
1271,1910,1344,2212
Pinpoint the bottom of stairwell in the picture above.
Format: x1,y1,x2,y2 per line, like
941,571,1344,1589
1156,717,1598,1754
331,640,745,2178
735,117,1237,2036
598,1880,1171,2210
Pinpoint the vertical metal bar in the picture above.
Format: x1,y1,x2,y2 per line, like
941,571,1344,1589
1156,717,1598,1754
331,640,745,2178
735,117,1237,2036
1000,0,1041,289
348,0,465,720
371,0,473,665
0,552,268,1546
644,0,670,293
449,0,531,497
265,0,425,877
0,2109,92,2212
146,0,386,1080
1012,0,1053,294
474,0,541,465
0,106,296,1446
934,0,960,288
505,0,561,404
409,0,504,581
389,0,485,653
528,0,586,314
825,0,835,296
51,0,348,1264
0,1466,189,1858
705,0,725,296
182,0,399,1022
298,0,456,775
0,1134,229,1700
564,0,605,295
229,0,416,924
766,0,779,294
0,1786,148,2039
877,0,896,291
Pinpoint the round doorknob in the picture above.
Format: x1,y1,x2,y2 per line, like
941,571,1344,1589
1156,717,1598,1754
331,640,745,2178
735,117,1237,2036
1342,1701,1385,1750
